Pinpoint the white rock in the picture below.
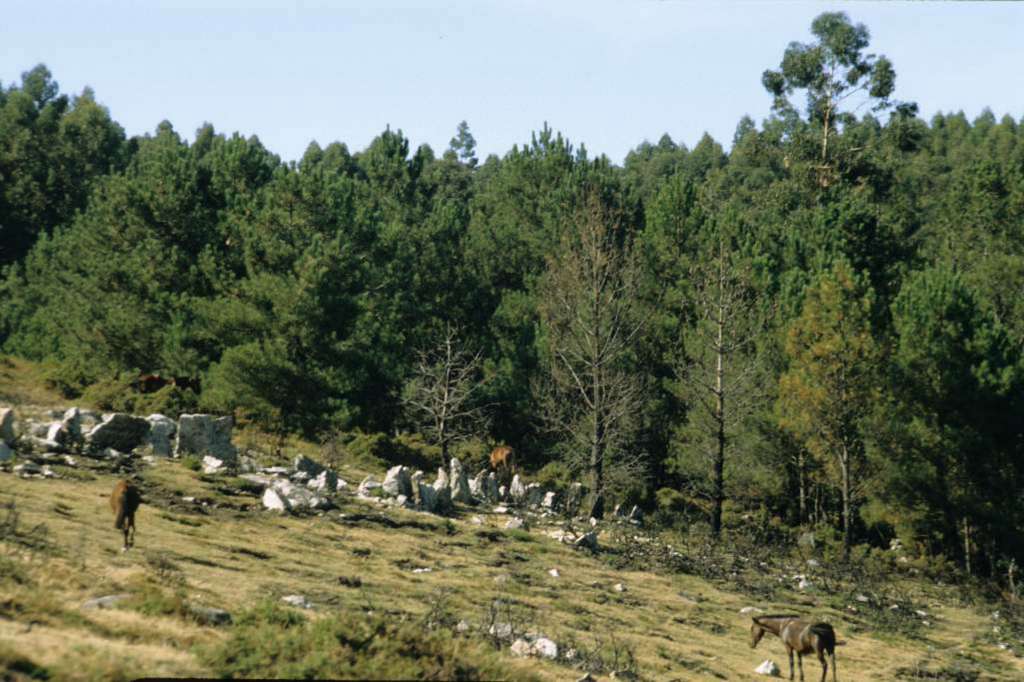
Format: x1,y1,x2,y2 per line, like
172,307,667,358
281,595,312,609
509,474,526,502
470,515,484,525
412,567,432,574
382,465,412,497
510,639,532,657
489,622,513,640
755,659,780,676
0,408,15,445
505,517,524,530
202,455,227,473
613,583,627,593
174,414,237,462
493,505,509,514
450,457,473,503
531,637,558,659
335,478,348,492
145,414,177,456
740,606,764,615
358,476,382,497
548,568,560,578
542,491,558,509
87,413,150,453
307,469,338,492
456,620,471,633
573,531,599,550
82,594,131,610
262,488,289,512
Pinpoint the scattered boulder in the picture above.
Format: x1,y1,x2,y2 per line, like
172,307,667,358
449,457,472,503
469,470,486,499
613,583,627,593
145,414,177,456
505,517,524,530
541,491,558,510
548,568,560,578
755,659,780,676
573,531,599,551
0,408,15,444
262,488,289,512
358,475,382,498
382,465,413,497
238,454,258,473
484,472,500,503
202,455,228,474
530,637,558,660
294,455,325,478
740,606,764,615
0,442,13,462
174,414,237,463
433,468,452,513
190,605,233,626
263,479,327,512
87,413,150,453
489,622,514,640
307,469,338,492
524,483,545,508
509,474,526,503
509,639,533,657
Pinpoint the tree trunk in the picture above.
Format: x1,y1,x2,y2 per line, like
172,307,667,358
797,449,807,525
840,442,851,560
712,287,725,539
963,518,972,577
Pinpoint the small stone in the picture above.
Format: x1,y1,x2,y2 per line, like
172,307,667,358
411,567,432,574
505,517,524,530
489,622,513,639
531,637,558,659
190,605,233,626
755,659,780,676
82,594,130,610
740,606,764,615
456,620,471,633
613,583,627,593
470,515,484,525
510,639,532,657
281,594,312,609
548,568,560,578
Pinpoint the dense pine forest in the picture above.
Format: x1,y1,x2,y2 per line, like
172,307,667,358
2,13,1022,585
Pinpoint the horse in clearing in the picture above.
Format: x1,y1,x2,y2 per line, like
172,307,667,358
110,480,141,551
489,445,516,484
750,614,838,682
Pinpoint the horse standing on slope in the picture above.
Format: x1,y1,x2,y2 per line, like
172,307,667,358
750,614,838,682
489,445,516,484
110,480,141,551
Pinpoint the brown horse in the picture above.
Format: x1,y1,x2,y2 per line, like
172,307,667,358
489,445,516,484
750,614,838,682
110,480,141,551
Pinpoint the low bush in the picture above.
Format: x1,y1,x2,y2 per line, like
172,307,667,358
197,599,523,680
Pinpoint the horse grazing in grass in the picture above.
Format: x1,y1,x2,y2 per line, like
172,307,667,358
489,445,516,483
110,480,141,551
750,614,838,682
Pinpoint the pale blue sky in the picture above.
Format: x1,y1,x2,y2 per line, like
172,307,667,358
4,1,1023,163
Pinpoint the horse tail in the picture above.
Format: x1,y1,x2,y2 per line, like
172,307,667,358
111,481,127,529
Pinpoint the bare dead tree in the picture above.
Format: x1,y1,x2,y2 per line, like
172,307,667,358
674,238,768,538
402,321,489,467
537,192,648,517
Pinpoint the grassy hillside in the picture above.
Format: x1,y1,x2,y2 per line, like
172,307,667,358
1,360,1022,680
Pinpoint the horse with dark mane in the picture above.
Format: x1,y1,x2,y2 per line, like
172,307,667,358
750,614,838,682
110,480,141,551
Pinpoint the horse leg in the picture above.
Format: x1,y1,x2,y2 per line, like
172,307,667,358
787,647,794,681
797,652,804,682
831,651,837,682
128,517,135,548
818,649,826,682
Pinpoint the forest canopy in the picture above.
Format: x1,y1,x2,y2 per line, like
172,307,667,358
2,14,1022,576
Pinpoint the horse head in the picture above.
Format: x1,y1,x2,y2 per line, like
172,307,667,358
750,619,767,649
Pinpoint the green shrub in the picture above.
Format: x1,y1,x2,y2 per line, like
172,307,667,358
323,431,441,472
534,461,572,493
197,600,523,680
135,385,198,419
656,487,688,515
182,455,201,471
80,375,137,413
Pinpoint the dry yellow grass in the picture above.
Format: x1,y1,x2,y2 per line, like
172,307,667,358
1,457,1022,680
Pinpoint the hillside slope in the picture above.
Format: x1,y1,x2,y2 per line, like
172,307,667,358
1,364,1022,680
